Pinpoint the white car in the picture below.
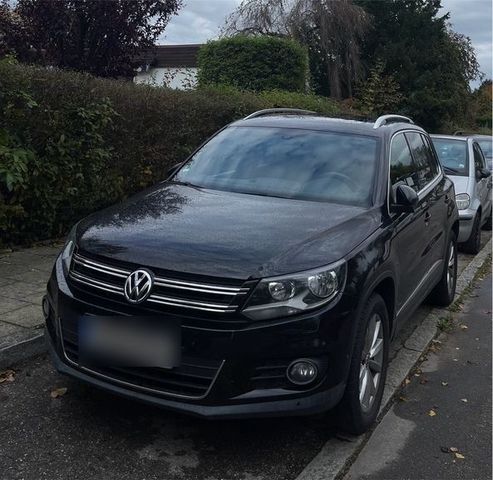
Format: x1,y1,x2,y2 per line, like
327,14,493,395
431,135,492,254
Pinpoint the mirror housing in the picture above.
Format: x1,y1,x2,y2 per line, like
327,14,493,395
478,168,491,180
167,162,184,178
390,184,419,213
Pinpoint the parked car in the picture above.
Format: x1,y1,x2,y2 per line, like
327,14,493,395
44,111,459,435
431,134,492,254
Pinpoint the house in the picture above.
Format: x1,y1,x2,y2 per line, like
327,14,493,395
133,44,202,89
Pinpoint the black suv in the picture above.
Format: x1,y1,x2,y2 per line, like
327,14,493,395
44,110,459,434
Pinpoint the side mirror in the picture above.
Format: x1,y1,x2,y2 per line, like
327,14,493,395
167,162,184,178
390,184,419,213
478,168,491,180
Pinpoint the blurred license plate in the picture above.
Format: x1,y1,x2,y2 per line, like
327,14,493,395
78,315,181,368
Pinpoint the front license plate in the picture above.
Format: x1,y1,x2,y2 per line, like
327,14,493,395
78,315,181,369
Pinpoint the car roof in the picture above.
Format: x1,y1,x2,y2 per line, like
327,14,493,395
430,134,469,142
230,114,425,137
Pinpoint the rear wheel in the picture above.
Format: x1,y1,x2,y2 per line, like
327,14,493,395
428,232,458,307
461,214,481,254
336,293,389,435
482,208,492,230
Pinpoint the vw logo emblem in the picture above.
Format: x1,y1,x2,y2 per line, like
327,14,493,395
124,269,154,304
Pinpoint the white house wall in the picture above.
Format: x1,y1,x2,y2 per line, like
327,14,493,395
134,67,198,90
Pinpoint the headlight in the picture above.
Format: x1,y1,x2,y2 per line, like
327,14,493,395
61,225,77,275
242,260,347,321
455,193,470,210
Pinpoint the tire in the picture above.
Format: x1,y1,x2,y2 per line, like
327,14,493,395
461,214,481,254
482,208,492,230
428,232,458,307
336,293,389,435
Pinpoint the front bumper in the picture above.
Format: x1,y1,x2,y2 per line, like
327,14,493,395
458,208,476,243
45,257,353,419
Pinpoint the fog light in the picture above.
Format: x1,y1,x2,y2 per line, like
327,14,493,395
287,359,318,386
42,297,50,320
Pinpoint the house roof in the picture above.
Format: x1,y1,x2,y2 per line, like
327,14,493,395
138,44,203,69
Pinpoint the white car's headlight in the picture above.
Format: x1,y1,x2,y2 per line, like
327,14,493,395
242,260,347,321
455,193,470,210
61,225,77,275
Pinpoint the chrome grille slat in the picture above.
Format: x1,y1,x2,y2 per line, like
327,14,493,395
70,252,250,314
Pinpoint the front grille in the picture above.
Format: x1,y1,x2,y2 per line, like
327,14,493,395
69,252,252,315
60,318,223,399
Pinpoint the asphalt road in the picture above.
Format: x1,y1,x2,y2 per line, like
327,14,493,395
346,273,492,480
0,236,490,480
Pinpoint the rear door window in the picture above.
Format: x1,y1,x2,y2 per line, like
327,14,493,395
390,133,419,193
473,143,485,174
405,132,439,190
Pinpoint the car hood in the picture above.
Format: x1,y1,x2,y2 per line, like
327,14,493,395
448,175,470,195
77,184,381,280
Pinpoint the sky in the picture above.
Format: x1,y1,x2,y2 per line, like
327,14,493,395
160,0,492,87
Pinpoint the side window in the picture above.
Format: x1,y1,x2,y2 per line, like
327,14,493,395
405,132,438,190
390,134,419,193
473,143,485,174
420,134,440,176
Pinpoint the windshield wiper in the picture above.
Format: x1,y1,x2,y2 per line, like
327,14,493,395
168,179,201,189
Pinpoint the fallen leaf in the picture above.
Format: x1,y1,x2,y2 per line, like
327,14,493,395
440,446,449,453
441,381,449,386
404,378,411,385
460,324,468,330
399,396,408,402
0,369,15,383
455,453,465,460
420,378,428,385
428,409,437,417
461,398,468,403
50,387,68,399
450,447,459,453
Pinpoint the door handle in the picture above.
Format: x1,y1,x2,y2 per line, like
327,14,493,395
444,194,450,204
424,211,432,223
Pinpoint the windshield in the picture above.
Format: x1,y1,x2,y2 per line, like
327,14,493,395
432,138,469,176
477,139,492,159
174,126,379,206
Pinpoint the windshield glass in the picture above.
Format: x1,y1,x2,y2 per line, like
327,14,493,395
432,138,469,176
477,139,492,159
174,126,379,206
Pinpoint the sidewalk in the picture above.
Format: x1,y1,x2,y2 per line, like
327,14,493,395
0,244,62,364
345,272,492,480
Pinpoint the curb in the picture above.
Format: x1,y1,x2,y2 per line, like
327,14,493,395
0,331,46,369
295,238,492,480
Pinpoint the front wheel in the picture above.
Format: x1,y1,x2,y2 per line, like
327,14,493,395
428,232,458,307
336,293,389,435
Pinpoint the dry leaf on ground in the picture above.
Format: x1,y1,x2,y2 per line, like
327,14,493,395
428,409,437,417
0,370,15,383
455,453,465,459
50,387,68,399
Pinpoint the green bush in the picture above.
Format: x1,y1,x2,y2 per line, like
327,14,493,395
0,60,341,246
198,36,309,92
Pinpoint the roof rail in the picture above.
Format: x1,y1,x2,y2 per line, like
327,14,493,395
244,108,317,120
373,114,414,129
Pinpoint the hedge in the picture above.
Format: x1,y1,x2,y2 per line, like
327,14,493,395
0,60,341,246
198,36,309,93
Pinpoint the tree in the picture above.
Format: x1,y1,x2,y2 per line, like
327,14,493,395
356,60,403,116
10,0,182,78
355,0,481,131
0,0,31,59
224,0,370,99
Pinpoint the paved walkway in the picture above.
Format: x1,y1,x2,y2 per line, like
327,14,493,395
0,244,62,351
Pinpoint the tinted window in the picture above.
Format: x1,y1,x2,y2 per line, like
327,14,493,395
390,134,419,192
476,139,492,159
473,143,485,172
175,127,379,206
432,138,468,176
406,132,438,189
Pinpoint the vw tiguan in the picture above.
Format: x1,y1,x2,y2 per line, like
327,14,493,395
44,110,459,434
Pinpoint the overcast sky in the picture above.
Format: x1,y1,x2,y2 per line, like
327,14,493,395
160,0,492,87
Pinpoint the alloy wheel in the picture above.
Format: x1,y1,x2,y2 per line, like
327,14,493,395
359,313,384,412
446,241,457,294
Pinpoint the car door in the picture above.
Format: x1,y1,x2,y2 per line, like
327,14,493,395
405,132,446,269
472,142,491,217
388,132,431,318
